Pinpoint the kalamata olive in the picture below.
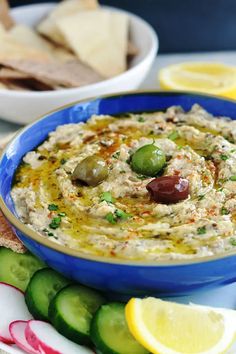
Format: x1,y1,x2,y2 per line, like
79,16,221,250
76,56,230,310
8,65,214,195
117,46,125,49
131,144,166,176
146,176,189,203
72,155,108,186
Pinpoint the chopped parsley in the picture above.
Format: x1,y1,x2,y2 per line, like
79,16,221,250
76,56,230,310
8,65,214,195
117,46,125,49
105,209,132,224
168,131,179,141
221,207,229,215
148,130,154,135
48,204,59,211
112,151,120,159
58,212,66,217
197,226,206,235
60,158,67,165
229,175,236,181
220,154,229,161
100,192,115,204
49,216,61,229
230,238,236,246
137,116,145,123
48,232,54,237
115,209,132,221
105,212,117,224
198,195,205,201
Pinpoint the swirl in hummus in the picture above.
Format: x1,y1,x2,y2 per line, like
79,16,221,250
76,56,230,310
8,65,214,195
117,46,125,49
11,104,236,261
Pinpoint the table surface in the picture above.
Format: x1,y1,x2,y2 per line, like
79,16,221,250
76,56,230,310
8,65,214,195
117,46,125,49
2,51,236,353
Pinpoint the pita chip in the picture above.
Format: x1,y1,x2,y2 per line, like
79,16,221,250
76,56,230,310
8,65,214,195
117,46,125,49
0,30,51,62
1,59,103,88
0,211,26,252
9,24,75,62
37,0,99,46
0,0,15,30
0,136,26,253
0,67,31,79
56,10,128,78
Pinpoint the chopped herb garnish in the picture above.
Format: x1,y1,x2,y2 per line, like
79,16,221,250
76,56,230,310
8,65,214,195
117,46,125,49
137,116,145,123
48,204,59,211
198,195,205,201
115,209,132,220
43,228,48,233
100,192,115,204
105,212,117,224
168,131,179,141
197,226,206,235
230,238,236,246
60,158,67,165
120,170,126,174
49,216,61,229
48,232,54,237
220,154,229,161
221,207,230,215
58,212,66,217
112,151,120,159
148,130,154,135
229,175,236,181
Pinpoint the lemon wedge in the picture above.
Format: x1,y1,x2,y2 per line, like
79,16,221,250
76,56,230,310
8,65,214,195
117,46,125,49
125,297,236,354
159,62,236,98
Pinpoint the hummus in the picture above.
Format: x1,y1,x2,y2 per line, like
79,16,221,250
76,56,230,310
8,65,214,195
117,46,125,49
11,104,236,261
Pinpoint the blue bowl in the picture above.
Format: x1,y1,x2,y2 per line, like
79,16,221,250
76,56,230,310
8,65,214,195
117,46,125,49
1,91,236,297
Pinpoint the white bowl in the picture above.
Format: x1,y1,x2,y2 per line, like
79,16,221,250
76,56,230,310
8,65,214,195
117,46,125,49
0,3,158,124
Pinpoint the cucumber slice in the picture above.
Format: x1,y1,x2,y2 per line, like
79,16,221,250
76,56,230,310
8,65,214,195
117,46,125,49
0,247,45,291
90,303,149,354
25,268,70,321
49,284,106,345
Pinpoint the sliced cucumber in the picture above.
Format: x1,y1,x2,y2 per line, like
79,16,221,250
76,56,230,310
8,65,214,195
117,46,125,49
0,247,45,291
49,284,106,345
25,268,70,321
90,303,149,354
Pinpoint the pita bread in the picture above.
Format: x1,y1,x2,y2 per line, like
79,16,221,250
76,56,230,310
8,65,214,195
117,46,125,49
0,67,30,79
0,30,51,62
0,211,26,252
56,10,128,78
0,136,26,253
37,0,98,46
127,41,139,56
0,0,15,30
1,59,103,88
10,24,75,63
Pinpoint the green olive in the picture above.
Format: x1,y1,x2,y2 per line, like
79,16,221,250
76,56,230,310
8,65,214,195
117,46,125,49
131,144,166,176
72,155,108,186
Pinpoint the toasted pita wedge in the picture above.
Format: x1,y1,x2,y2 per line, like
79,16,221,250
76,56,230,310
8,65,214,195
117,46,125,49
0,79,32,91
0,0,15,30
0,67,30,79
1,59,103,88
127,41,139,56
56,10,128,78
37,0,99,46
0,30,51,62
9,24,75,62
0,135,26,253
0,211,26,253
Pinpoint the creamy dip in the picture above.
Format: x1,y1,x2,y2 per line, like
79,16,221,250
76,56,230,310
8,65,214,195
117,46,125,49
11,104,236,261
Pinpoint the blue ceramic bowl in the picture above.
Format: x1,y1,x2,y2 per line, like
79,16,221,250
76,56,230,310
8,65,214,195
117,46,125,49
2,91,236,297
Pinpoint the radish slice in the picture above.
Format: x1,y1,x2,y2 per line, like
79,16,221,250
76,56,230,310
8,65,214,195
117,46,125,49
0,282,32,344
26,320,94,354
9,321,39,354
